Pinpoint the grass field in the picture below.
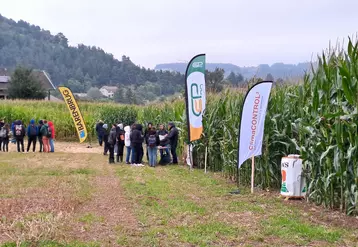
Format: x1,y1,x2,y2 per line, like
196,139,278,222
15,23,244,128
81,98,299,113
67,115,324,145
0,142,357,247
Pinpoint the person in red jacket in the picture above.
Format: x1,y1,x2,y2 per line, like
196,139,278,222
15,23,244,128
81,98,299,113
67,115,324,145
48,121,55,152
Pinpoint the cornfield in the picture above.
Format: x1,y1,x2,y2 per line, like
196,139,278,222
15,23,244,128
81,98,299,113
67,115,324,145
0,39,357,215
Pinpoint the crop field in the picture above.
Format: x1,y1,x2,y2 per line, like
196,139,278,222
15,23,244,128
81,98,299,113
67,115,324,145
0,142,357,247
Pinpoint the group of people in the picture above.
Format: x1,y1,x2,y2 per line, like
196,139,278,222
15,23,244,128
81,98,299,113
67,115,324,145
0,119,56,153
95,121,179,167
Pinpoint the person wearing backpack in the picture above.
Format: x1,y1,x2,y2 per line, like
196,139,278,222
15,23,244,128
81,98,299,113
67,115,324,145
48,121,55,152
14,120,26,153
1,123,10,152
26,119,38,153
116,123,125,163
0,119,4,151
40,120,50,153
38,120,44,152
147,127,159,167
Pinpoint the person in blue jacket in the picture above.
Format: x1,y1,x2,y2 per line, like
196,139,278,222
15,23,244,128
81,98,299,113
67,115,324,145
26,119,38,152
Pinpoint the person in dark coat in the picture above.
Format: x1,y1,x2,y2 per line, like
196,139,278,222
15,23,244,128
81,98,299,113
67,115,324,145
116,123,125,163
108,124,117,164
130,123,144,165
95,120,104,146
147,127,160,167
38,120,44,152
26,119,38,152
144,122,152,162
164,122,179,164
103,124,109,155
158,124,170,162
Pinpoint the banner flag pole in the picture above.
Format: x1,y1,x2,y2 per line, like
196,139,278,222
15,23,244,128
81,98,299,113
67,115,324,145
184,54,206,170
231,81,273,195
58,87,88,143
251,156,255,193
204,146,208,173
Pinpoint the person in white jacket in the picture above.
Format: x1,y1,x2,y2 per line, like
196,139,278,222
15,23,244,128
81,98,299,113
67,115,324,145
124,125,131,164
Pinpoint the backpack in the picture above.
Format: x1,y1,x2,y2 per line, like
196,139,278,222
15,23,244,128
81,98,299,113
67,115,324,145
15,125,23,137
0,127,6,138
29,125,37,137
148,134,157,147
47,126,52,138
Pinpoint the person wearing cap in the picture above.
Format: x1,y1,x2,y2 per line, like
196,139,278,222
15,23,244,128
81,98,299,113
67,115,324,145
164,122,179,164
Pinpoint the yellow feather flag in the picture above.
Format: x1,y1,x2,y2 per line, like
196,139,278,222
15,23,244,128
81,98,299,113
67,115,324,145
58,87,88,143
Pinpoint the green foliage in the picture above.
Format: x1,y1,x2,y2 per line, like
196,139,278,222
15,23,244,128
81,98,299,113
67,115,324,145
8,67,46,99
205,68,225,92
227,71,244,86
0,15,184,96
86,87,102,100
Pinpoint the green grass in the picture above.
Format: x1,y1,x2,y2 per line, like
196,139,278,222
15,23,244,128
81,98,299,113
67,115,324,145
115,165,355,246
262,215,343,245
1,151,357,247
1,241,101,247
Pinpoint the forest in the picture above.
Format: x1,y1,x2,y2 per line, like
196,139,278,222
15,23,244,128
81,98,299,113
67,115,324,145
0,14,184,98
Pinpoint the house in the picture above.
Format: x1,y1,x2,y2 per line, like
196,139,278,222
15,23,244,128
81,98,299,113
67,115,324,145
100,86,118,98
0,68,56,99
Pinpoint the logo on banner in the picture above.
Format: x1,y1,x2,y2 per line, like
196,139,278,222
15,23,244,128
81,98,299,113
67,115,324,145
191,83,203,116
192,62,204,68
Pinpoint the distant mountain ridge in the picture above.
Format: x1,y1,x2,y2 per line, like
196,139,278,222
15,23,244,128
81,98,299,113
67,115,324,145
155,62,311,79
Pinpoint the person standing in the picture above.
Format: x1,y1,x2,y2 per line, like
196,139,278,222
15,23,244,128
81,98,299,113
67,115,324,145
158,124,170,164
48,121,55,152
38,120,44,152
26,119,38,153
131,124,144,165
108,124,117,164
124,125,131,164
103,124,109,155
116,123,125,163
1,123,10,152
165,122,179,164
14,120,26,153
144,122,153,163
95,120,104,146
40,120,50,153
0,119,4,151
147,127,159,167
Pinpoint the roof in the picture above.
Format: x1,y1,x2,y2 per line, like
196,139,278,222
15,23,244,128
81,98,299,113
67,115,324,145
0,68,56,91
32,70,56,90
100,86,118,92
0,76,10,83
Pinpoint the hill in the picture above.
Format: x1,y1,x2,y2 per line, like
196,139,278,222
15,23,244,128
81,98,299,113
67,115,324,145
0,14,183,96
155,62,311,79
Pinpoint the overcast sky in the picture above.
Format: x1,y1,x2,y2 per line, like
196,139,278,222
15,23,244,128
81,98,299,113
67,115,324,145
1,0,357,68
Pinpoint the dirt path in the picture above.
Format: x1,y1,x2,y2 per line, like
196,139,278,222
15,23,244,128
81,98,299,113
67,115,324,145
66,165,140,246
